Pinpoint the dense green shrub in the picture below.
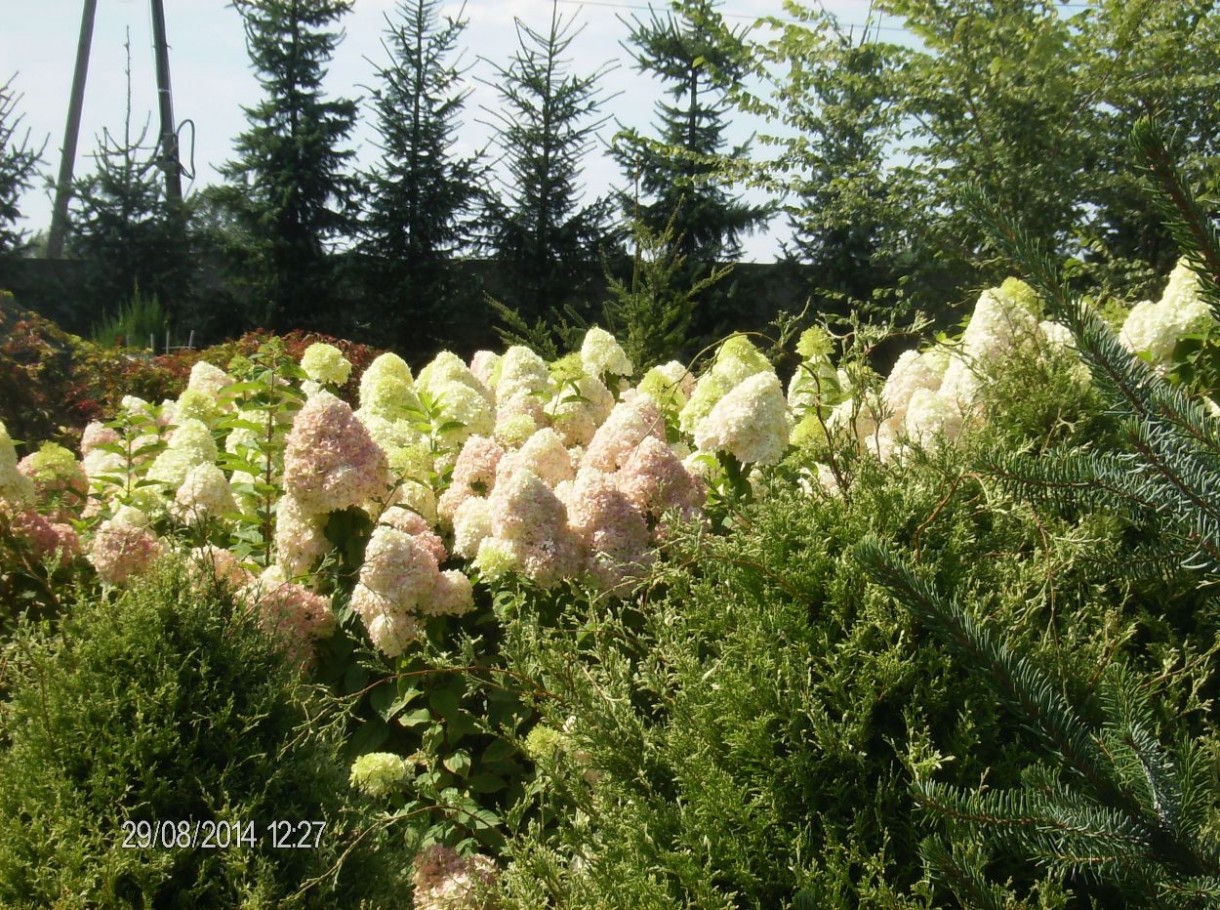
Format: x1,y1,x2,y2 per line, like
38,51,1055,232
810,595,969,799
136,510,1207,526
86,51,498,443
0,558,401,908
0,293,183,446
485,308,1220,908
490,433,1134,907
0,293,385,449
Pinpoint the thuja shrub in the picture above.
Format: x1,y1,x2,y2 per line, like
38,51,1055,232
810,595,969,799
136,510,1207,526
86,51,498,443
493,433,1138,908
0,558,401,908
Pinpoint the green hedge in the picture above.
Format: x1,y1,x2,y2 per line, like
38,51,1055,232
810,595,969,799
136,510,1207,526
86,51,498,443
0,558,400,908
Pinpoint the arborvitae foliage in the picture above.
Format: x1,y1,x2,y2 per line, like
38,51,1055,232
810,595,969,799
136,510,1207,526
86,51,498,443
67,39,189,328
0,74,42,256
492,414,1162,906
613,0,769,268
0,558,400,907
481,0,620,322
220,0,359,333
360,0,485,355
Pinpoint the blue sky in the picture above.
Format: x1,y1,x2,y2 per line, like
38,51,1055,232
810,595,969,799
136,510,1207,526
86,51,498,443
4,0,888,261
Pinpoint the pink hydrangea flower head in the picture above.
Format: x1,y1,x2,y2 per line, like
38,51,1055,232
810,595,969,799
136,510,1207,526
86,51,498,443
469,350,500,387
421,569,474,617
564,469,652,593
359,525,440,610
496,427,574,489
617,435,704,522
89,519,162,584
478,469,580,588
187,544,252,590
349,583,424,657
3,504,79,563
274,493,332,578
488,468,566,542
546,358,614,447
582,398,666,473
412,845,497,910
80,421,121,456
49,521,83,562
244,567,336,667
364,608,424,658
694,371,790,466
283,390,389,513
453,434,505,491
380,505,448,566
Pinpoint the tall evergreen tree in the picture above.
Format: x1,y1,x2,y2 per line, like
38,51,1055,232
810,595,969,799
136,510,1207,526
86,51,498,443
361,0,484,355
776,25,909,309
482,0,619,322
219,0,359,332
0,74,44,256
613,0,769,267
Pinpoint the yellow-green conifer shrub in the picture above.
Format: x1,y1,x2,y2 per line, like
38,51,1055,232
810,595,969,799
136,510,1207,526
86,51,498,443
0,557,401,908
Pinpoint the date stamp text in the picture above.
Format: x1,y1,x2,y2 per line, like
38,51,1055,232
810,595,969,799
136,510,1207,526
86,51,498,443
120,819,326,850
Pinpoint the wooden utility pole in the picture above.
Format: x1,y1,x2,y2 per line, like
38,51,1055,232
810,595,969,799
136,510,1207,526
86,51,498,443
47,0,98,259
149,0,182,210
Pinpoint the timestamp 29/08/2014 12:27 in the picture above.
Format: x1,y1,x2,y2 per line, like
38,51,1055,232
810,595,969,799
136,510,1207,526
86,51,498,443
120,819,326,850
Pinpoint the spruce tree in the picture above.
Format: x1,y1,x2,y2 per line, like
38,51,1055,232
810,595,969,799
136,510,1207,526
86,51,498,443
482,0,619,322
0,74,44,256
361,0,484,356
613,0,769,267
778,25,908,310
219,0,359,332
67,39,188,328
